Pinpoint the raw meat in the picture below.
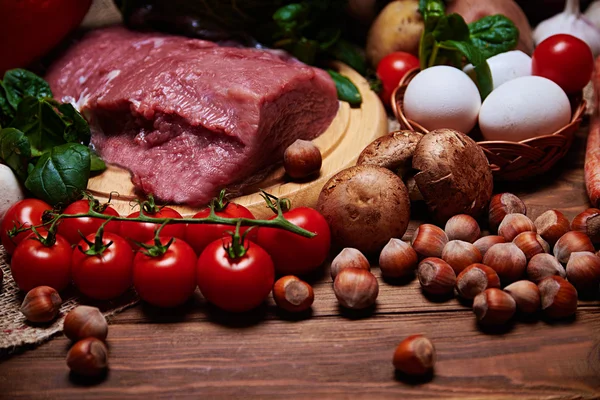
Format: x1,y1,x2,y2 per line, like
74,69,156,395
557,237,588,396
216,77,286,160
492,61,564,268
46,27,339,205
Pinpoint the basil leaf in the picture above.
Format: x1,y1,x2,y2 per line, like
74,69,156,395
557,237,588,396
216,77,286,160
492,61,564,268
57,103,91,145
0,128,31,180
327,70,362,107
25,143,91,206
10,97,68,157
329,39,367,75
419,0,445,31
3,69,53,111
90,151,106,172
469,15,519,60
439,40,493,99
273,3,308,35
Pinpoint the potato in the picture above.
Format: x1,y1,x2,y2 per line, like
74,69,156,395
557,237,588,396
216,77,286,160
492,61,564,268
366,0,424,68
316,165,411,254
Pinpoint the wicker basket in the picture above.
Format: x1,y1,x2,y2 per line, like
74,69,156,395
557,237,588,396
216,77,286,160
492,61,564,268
391,68,587,181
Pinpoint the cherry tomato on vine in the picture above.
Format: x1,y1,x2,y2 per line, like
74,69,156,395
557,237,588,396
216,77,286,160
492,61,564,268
10,231,71,292
133,237,197,308
72,232,134,300
120,207,185,249
1,199,52,255
197,237,274,312
255,207,330,276
532,34,594,94
185,203,256,256
57,200,121,245
377,52,420,107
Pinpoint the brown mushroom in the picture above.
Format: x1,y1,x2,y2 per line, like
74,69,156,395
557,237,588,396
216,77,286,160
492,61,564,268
356,130,423,178
412,129,493,223
316,165,411,254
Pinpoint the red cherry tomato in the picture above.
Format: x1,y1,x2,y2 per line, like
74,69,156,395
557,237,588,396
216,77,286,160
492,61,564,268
255,207,330,276
532,34,594,94
376,52,420,107
120,207,185,249
71,232,134,300
57,200,121,245
1,199,52,255
133,237,197,308
10,231,72,292
184,203,256,256
197,238,274,312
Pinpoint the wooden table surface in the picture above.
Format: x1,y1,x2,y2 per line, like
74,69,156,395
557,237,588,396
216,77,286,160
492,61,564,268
1,125,600,399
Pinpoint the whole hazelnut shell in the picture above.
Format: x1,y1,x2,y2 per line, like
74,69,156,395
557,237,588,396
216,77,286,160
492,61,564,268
565,251,600,293
455,263,501,300
379,238,418,278
571,208,600,243
333,268,379,310
512,231,550,261
504,280,541,314
498,213,536,242
417,258,457,295
488,193,527,232
482,243,527,284
20,286,62,323
66,337,108,377
63,306,108,342
444,214,480,243
273,276,314,313
473,235,506,258
283,139,322,179
534,210,570,246
331,248,370,279
527,253,566,283
392,334,436,375
553,231,594,264
473,288,516,325
441,240,482,274
411,224,449,258
538,276,578,319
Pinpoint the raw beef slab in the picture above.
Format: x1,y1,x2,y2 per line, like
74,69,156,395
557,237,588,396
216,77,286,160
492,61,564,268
46,27,339,205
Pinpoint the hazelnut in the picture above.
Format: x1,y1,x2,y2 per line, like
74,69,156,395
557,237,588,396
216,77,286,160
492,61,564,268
571,208,600,243
379,238,418,278
331,248,370,279
538,276,578,319
553,231,594,264
411,224,448,258
20,286,62,323
488,193,527,232
534,210,570,246
273,276,314,312
283,139,322,179
527,253,566,283
417,258,456,296
333,268,379,310
482,243,527,284
441,240,482,274
66,337,108,377
444,214,480,243
63,306,108,342
512,231,550,261
473,288,516,325
498,213,536,242
392,335,436,376
473,235,506,258
504,281,540,314
565,251,600,293
455,263,501,300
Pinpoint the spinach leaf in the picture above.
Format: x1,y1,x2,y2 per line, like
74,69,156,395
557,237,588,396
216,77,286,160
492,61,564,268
0,128,31,180
329,39,367,75
327,70,362,107
3,69,53,111
0,84,13,127
90,151,107,172
469,15,519,60
419,0,445,30
57,102,91,145
433,14,470,42
25,143,91,205
440,40,493,99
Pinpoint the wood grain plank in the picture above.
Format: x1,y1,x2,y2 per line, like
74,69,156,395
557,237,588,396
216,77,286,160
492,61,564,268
1,310,599,399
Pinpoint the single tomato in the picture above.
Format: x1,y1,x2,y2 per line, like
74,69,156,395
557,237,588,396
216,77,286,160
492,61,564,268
184,203,256,256
133,237,197,308
255,207,330,276
377,52,420,107
532,34,594,94
1,199,52,255
120,207,185,249
10,231,72,292
57,200,121,245
197,237,274,312
72,232,134,300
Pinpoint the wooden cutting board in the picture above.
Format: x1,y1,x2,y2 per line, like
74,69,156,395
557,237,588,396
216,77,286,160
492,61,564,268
86,62,388,219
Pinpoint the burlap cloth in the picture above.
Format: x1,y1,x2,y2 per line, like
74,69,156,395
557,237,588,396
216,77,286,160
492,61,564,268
0,245,138,357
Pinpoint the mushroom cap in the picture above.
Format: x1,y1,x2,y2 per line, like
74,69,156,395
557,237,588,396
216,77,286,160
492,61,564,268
357,130,423,178
412,129,493,223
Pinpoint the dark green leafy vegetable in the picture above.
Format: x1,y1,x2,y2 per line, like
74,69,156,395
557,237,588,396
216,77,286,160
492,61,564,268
25,143,91,206
0,128,31,180
90,152,106,172
2,69,53,112
328,70,362,107
469,15,520,60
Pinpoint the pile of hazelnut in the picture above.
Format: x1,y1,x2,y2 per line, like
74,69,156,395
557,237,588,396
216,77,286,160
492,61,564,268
20,286,109,377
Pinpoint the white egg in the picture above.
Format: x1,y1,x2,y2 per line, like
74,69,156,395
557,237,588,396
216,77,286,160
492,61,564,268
479,76,571,142
464,50,532,90
404,66,481,134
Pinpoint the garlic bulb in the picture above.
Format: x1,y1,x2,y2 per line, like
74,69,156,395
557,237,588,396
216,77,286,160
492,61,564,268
534,0,600,56
585,1,600,28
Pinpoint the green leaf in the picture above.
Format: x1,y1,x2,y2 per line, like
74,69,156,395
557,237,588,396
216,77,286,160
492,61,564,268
291,38,320,65
469,15,519,60
0,84,14,127
419,0,446,31
9,97,68,156
439,40,493,99
433,14,470,42
419,33,436,70
90,152,106,172
0,128,32,180
3,69,53,111
25,143,91,206
329,39,367,75
57,102,91,145
327,70,362,107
